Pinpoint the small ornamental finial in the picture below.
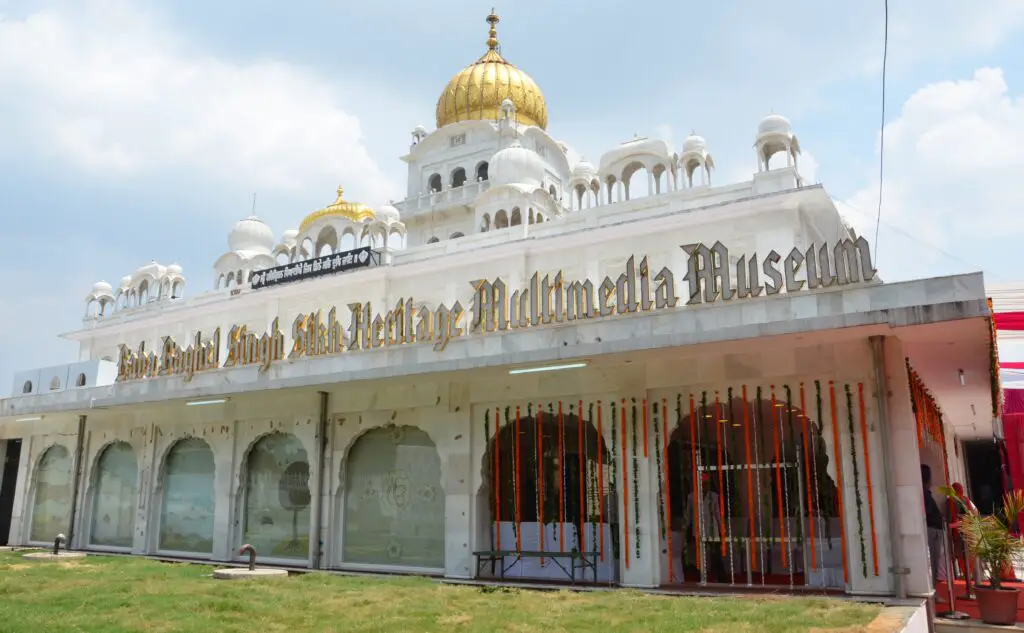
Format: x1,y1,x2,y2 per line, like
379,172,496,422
486,9,500,50
336,185,344,200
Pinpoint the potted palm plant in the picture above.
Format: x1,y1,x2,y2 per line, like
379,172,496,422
942,487,1024,625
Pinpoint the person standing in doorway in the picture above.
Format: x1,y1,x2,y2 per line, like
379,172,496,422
922,465,946,588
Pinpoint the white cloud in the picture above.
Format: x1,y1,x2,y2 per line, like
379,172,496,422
0,1,395,203
840,68,1024,282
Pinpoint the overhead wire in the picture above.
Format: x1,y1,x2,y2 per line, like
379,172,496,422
873,0,889,266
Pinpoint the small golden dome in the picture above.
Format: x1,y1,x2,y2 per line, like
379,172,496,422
299,185,375,233
435,10,548,130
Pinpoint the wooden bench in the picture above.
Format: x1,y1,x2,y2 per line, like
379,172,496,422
473,549,599,584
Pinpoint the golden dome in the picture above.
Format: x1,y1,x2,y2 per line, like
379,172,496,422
299,186,375,232
435,11,548,130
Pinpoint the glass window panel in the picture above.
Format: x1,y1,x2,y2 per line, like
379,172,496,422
242,433,311,559
343,426,445,569
90,442,138,548
159,438,215,554
30,445,72,542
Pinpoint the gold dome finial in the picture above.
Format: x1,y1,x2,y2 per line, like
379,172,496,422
335,185,344,200
486,9,500,50
435,10,548,130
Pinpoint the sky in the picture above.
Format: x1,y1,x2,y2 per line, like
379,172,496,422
0,0,1023,390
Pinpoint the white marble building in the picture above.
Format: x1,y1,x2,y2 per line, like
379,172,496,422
0,11,997,601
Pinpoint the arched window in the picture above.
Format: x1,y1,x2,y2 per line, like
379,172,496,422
495,210,509,229
159,438,215,554
511,208,522,226
479,213,491,233
22,380,32,394
49,376,60,391
476,162,489,182
343,426,445,569
481,409,612,580
427,236,440,244
89,442,137,548
528,208,535,225
549,184,558,199
451,167,467,188
226,272,235,287
428,174,442,193
75,373,87,387
537,213,544,223
30,445,72,542
450,231,465,240
242,433,311,560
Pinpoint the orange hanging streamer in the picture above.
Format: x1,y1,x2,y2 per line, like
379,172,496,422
642,398,649,458
829,381,850,585
771,386,787,568
621,398,631,569
537,404,545,565
714,391,726,557
662,397,675,583
858,384,879,577
494,408,501,552
800,383,817,570
558,401,565,551
689,395,700,567
578,400,586,554
742,386,757,573
597,401,605,561
515,405,522,552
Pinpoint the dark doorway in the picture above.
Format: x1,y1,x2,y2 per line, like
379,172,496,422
0,439,22,546
964,439,1006,516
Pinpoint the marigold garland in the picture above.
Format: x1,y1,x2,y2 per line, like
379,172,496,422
505,406,517,542
814,381,833,549
989,298,1003,420
662,396,675,583
677,394,689,564
631,398,641,561
587,402,597,557
829,382,850,585
494,408,502,552
857,384,879,576
609,400,620,561
620,399,631,568
785,384,801,543
653,401,666,541
845,384,867,578
485,408,494,551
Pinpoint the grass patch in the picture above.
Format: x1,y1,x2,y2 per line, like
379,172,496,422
0,552,884,632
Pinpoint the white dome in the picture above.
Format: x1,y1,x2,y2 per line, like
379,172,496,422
489,140,545,187
166,263,182,275
280,228,299,245
572,158,596,179
120,276,131,288
92,281,112,295
135,260,161,279
377,203,401,223
229,216,274,254
682,134,707,153
758,113,792,137
413,125,427,135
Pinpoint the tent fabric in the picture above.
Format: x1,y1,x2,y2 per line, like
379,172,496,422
995,312,1024,331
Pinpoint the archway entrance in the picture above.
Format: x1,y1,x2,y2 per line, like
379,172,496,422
479,402,616,583
663,386,843,589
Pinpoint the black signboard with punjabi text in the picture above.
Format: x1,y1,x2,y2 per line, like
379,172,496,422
250,247,378,290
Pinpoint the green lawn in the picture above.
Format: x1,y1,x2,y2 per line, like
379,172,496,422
0,552,885,633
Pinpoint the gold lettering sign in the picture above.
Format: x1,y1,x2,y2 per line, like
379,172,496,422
116,329,221,383
114,241,875,382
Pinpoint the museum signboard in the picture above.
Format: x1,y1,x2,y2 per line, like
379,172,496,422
115,238,876,383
